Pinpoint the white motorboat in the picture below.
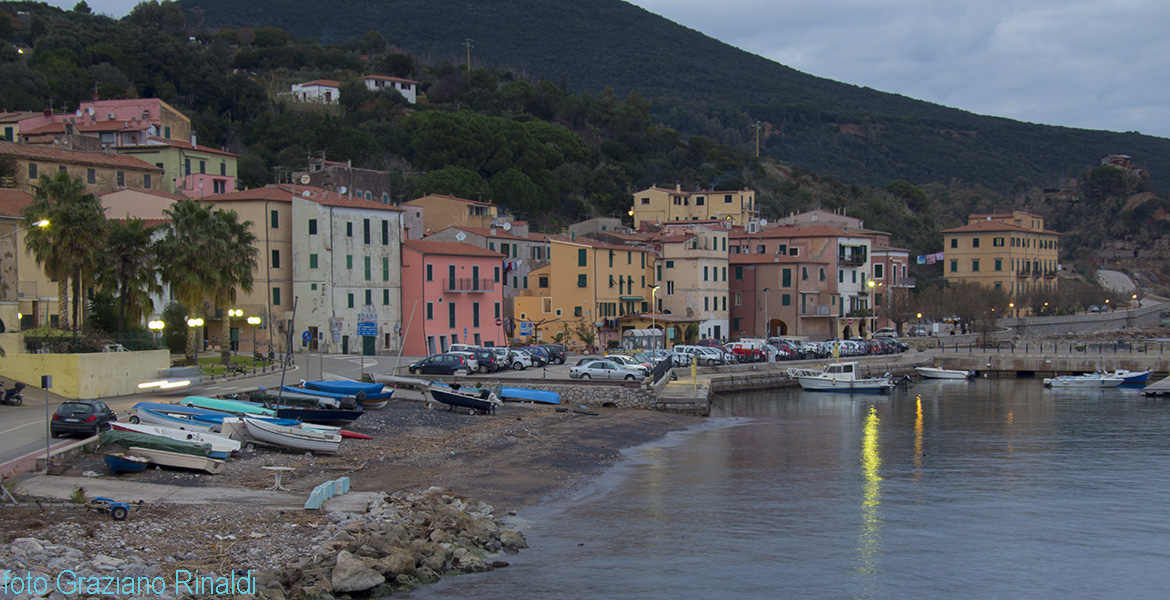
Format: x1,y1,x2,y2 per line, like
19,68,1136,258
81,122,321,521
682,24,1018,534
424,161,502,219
242,416,342,453
125,446,226,474
111,422,241,458
1043,374,1125,388
787,362,896,392
915,366,975,380
1097,369,1151,384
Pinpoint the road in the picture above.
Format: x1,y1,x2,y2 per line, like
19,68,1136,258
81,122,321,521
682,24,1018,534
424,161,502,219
1096,269,1137,295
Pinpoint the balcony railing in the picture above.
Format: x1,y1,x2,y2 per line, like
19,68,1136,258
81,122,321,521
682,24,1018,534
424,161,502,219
443,278,494,293
890,277,917,288
838,255,866,266
1043,271,1057,278
1016,269,1030,278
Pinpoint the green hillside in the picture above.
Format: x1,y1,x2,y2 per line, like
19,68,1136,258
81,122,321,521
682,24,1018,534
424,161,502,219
177,0,1170,192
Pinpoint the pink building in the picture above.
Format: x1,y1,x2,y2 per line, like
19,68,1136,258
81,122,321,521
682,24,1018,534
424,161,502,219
401,240,505,355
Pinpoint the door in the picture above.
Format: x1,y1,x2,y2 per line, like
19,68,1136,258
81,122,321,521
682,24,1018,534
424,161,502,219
362,335,375,356
342,335,349,355
309,326,319,352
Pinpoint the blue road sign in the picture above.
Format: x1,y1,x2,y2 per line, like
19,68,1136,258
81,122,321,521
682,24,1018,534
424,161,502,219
302,331,311,344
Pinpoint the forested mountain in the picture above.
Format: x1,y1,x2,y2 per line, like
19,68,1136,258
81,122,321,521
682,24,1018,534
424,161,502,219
176,0,1170,193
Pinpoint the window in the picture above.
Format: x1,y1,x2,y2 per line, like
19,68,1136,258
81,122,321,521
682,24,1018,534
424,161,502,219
995,258,1003,271
347,293,354,308
782,269,791,287
426,264,433,282
449,302,457,328
950,239,957,249
724,194,733,203
272,287,281,306
666,260,675,269
577,274,587,287
346,222,353,237
608,251,613,268
802,267,808,280
27,163,36,179
383,289,390,305
473,302,480,327
271,250,280,269
309,219,317,235
383,257,389,281
382,220,389,244
448,264,456,288
574,306,582,317
994,237,1005,247
364,256,371,281
144,174,152,189
782,294,791,307
164,126,170,139
426,302,433,320
539,276,549,288
874,264,884,279
757,245,765,254
309,254,318,269
703,266,709,281
820,268,826,281
666,281,674,295
87,168,96,184
722,296,727,311
578,249,587,267
365,289,372,305
627,251,632,264
184,158,191,175
972,259,980,272
640,197,650,205
116,171,124,187
270,210,279,229
950,260,958,272
973,238,980,248
346,255,353,270
704,297,709,311
696,196,705,206
199,160,205,175
494,303,500,319
735,266,743,280
494,266,500,283
220,162,226,176
735,292,742,306
363,219,371,244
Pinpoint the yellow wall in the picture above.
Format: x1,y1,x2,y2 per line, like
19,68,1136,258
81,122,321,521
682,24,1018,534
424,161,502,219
631,187,756,226
0,334,169,398
404,195,498,236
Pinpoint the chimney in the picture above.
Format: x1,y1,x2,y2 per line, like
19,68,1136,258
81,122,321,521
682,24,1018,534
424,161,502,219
43,109,51,118
190,133,196,148
675,183,681,192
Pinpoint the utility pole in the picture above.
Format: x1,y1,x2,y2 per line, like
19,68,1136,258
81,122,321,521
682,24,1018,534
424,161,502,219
755,121,760,157
465,39,473,72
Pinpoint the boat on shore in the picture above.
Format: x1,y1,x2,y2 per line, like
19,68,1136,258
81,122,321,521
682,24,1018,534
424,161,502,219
111,422,240,458
125,447,226,474
100,429,214,458
103,453,149,474
180,395,275,416
786,362,896,392
1043,374,1124,388
242,416,342,453
498,386,561,405
426,383,501,414
915,366,975,380
303,379,392,399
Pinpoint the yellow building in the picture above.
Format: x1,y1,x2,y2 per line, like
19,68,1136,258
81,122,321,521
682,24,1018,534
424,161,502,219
0,141,163,195
631,185,757,226
403,194,499,236
513,236,655,348
942,211,1060,299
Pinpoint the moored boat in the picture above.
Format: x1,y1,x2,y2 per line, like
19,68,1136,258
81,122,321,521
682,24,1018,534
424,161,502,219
1098,369,1151,384
915,366,975,380
786,362,896,392
242,416,342,453
1043,374,1124,388
125,447,226,474
425,383,501,414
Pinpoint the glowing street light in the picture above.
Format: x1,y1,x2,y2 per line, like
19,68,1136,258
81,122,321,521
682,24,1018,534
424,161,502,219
247,316,261,364
650,285,661,349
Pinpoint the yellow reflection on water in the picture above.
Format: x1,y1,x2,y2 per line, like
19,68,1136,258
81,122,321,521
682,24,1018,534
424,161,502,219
857,404,883,582
914,395,923,474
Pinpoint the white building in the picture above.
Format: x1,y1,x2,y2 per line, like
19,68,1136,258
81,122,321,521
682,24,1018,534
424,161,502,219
290,80,341,104
361,75,418,104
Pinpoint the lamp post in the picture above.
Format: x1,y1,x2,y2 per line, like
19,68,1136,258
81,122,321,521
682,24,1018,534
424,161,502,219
1009,302,1015,318
148,320,165,348
866,280,877,337
247,316,261,367
186,317,204,358
1133,294,1139,309
226,308,242,354
650,285,660,349
762,287,770,338
2,220,48,329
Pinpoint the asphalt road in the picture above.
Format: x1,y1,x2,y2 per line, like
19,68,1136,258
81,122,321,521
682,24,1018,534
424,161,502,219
1096,269,1137,295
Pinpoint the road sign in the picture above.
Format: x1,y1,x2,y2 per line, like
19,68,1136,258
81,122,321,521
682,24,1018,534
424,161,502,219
302,331,311,344
518,321,534,336
495,317,502,326
357,322,378,337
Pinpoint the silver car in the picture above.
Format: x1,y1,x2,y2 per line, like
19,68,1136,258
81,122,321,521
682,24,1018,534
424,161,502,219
569,359,644,380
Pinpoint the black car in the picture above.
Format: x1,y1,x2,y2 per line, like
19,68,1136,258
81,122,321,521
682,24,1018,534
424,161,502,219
409,353,475,375
539,344,567,364
50,399,118,437
522,346,549,366
470,348,501,373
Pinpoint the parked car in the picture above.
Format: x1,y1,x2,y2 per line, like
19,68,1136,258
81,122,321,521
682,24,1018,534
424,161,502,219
697,338,723,347
522,346,550,367
908,325,929,337
610,354,653,374
569,359,644,380
506,349,533,370
538,344,567,365
675,345,727,366
447,351,480,372
50,399,118,438
409,353,475,375
449,343,481,354
873,327,898,337
469,348,501,373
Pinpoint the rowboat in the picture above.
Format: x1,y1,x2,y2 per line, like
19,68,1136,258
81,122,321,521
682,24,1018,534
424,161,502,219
425,383,501,414
111,422,240,459
100,429,213,457
180,395,274,416
242,416,342,453
786,362,896,392
269,405,364,427
915,366,975,380
281,385,392,409
303,379,392,399
1043,374,1125,388
125,447,226,474
498,386,561,405
103,453,149,474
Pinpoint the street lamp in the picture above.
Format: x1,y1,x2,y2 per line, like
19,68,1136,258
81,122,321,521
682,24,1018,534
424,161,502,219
247,316,261,365
650,285,660,349
226,308,243,354
186,317,204,355
1009,302,1015,318
148,320,165,348
867,280,878,337
1132,294,1139,309
762,287,770,338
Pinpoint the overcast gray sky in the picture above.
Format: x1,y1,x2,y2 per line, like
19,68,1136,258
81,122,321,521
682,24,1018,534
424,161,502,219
49,0,1170,139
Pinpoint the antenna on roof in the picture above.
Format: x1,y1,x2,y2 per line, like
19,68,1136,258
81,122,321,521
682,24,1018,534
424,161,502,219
502,222,512,231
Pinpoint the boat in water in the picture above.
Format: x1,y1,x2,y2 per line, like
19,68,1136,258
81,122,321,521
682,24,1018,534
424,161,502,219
1043,374,1125,388
786,362,896,392
426,383,501,414
915,366,975,380
1098,369,1151,384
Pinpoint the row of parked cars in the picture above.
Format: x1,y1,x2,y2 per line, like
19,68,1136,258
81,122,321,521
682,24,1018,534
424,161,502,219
408,344,567,376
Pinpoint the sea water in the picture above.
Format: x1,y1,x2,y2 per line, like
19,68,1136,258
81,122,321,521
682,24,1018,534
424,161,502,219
402,378,1170,599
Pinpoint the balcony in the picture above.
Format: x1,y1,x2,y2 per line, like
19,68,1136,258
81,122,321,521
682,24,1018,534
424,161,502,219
838,255,866,267
890,277,917,288
801,305,833,317
1043,271,1057,279
443,278,494,293
1016,269,1031,278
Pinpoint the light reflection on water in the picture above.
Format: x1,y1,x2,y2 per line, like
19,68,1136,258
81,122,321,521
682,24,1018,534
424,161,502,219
403,379,1170,600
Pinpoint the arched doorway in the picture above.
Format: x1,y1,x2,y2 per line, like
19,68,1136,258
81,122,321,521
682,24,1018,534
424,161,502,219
842,325,854,339
767,319,788,337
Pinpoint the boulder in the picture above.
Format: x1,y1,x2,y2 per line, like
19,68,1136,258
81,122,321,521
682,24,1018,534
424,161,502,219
377,549,416,577
330,551,385,593
500,530,528,550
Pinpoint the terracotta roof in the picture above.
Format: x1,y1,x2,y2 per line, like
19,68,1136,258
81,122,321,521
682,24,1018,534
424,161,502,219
402,239,504,258
445,225,530,242
0,141,163,171
550,235,652,252
969,211,1043,220
362,75,419,84
637,186,754,196
295,79,340,88
133,137,238,158
942,221,1060,235
0,111,42,123
0,189,34,217
404,193,495,208
101,187,189,202
202,184,403,212
729,253,829,265
729,224,848,239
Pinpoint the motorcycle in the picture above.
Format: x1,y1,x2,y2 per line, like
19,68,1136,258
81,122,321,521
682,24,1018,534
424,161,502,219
1,382,25,406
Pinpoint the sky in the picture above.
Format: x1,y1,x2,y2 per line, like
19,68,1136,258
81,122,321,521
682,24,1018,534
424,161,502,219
47,0,1170,139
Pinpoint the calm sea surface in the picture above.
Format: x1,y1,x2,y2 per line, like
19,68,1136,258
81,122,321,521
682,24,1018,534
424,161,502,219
402,379,1170,599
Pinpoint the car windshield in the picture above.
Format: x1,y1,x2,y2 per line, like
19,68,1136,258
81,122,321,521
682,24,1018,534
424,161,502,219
57,403,93,416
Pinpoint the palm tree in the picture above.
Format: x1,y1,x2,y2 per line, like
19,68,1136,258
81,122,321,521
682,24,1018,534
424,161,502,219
158,199,258,364
23,171,108,333
96,218,162,333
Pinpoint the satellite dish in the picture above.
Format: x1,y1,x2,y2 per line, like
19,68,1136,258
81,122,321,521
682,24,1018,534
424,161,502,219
86,107,94,115
502,222,512,231
455,231,467,242
75,110,82,117
302,190,311,197
759,219,768,227
338,186,347,195
300,174,310,184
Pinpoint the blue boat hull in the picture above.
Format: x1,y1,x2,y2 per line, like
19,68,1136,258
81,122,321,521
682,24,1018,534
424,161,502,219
499,386,560,405
103,454,149,474
304,380,389,398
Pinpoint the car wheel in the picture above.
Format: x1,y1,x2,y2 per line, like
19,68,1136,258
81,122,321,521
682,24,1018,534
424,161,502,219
513,362,523,370
410,368,420,374
580,373,591,379
478,365,489,374
50,430,60,438
625,375,636,381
